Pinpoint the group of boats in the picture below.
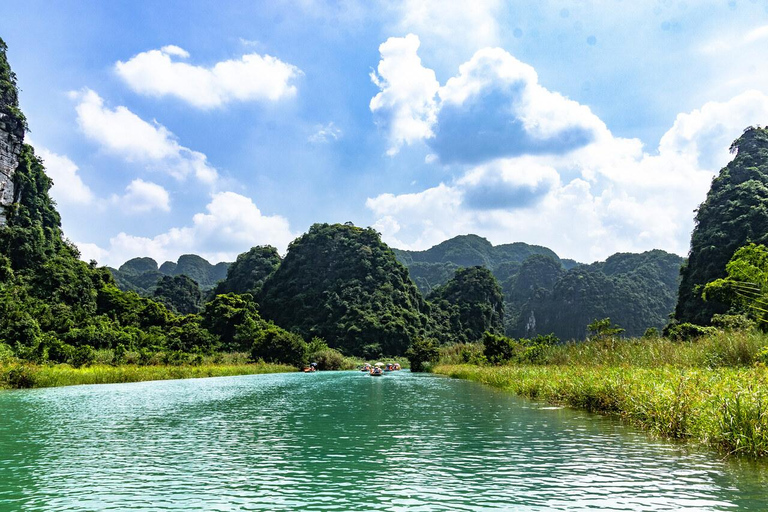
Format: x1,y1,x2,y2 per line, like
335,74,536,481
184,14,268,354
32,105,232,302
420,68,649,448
360,362,401,376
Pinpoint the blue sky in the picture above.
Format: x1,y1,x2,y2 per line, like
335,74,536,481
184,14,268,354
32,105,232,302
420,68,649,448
3,0,768,266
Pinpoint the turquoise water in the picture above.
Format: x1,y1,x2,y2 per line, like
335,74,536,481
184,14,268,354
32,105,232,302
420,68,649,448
0,370,766,511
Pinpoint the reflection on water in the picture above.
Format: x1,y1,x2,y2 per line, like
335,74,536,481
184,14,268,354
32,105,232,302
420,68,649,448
1,371,766,511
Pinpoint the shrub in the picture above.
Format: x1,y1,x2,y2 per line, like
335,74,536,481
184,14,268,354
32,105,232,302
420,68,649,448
251,324,308,367
665,322,719,341
406,337,439,372
69,345,95,368
3,365,35,388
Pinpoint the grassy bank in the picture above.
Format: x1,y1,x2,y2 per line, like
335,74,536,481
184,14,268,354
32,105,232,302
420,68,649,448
0,361,295,389
433,330,768,458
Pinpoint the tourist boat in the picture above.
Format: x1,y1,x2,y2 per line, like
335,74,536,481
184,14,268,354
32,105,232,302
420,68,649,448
393,363,401,371
370,364,384,376
361,364,372,372
385,363,394,372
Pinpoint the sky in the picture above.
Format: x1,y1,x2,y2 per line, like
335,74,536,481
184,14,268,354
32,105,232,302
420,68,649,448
3,0,768,267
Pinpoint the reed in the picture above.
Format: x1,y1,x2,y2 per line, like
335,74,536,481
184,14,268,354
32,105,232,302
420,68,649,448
0,362,295,389
433,363,768,457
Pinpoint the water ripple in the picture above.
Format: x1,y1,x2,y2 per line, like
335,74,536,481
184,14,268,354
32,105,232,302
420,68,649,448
1,372,766,511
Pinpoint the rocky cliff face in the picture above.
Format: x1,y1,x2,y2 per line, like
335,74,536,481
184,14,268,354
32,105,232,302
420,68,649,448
0,112,23,226
0,37,25,227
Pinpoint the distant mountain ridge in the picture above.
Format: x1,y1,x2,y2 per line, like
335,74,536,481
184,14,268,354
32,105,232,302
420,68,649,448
109,233,684,341
393,235,684,340
109,254,229,294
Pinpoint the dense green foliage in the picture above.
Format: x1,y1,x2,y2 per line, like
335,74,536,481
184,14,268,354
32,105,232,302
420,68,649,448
428,266,504,344
259,223,430,356
393,234,562,294
0,37,26,135
704,243,768,327
514,251,683,340
213,245,281,296
395,234,682,341
676,127,768,325
405,337,439,372
109,254,230,294
153,275,203,315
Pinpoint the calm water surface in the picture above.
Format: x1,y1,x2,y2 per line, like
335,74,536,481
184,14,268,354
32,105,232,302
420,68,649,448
1,371,767,511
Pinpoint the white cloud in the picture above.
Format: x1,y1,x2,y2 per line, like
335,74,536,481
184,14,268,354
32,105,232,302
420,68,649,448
110,179,170,214
370,36,606,161
367,77,768,262
115,45,302,109
394,0,502,54
79,191,295,266
369,34,440,155
308,122,342,143
72,88,218,184
33,145,94,205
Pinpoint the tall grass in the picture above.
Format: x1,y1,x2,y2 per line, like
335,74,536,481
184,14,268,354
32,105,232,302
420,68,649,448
434,364,768,457
433,329,768,457
0,362,295,389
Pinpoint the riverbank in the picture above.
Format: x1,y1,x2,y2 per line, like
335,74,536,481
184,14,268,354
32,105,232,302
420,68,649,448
0,362,296,390
433,363,768,457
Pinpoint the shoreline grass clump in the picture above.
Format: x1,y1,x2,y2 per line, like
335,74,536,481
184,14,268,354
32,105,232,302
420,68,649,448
432,326,768,458
0,361,295,389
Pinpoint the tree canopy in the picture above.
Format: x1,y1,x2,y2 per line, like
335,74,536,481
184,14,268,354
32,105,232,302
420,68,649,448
676,126,768,325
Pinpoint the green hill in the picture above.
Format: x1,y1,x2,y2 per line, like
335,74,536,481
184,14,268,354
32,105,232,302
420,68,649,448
675,126,768,325
258,223,430,357
109,254,230,294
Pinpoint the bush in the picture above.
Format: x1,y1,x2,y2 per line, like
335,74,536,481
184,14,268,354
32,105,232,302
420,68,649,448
3,365,35,388
69,345,95,368
483,332,515,363
665,322,719,341
711,314,755,331
251,325,308,367
406,338,439,372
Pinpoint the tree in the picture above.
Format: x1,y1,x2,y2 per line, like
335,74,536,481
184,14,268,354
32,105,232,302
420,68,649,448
428,266,505,344
153,275,203,315
676,126,768,325
586,318,625,342
406,338,439,372
703,243,768,327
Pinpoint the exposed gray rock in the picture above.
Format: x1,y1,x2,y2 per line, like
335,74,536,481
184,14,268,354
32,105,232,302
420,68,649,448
0,113,23,226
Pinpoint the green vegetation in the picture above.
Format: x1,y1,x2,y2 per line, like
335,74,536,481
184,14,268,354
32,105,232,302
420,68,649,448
433,324,768,457
394,234,683,340
213,245,281,296
109,254,230,295
258,222,431,357
676,127,768,325
429,266,505,344
0,361,293,389
153,275,203,314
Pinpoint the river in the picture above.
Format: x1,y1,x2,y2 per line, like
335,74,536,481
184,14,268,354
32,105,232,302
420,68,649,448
0,370,766,511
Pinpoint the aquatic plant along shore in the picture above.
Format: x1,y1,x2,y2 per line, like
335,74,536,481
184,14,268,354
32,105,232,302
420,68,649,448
0,361,294,389
433,360,768,458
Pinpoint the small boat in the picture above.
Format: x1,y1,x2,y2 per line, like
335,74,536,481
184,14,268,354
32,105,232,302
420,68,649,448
370,366,384,376
385,363,394,372
361,364,372,372
393,363,401,371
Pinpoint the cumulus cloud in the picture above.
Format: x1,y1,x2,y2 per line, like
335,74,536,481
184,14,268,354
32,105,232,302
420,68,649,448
115,45,302,109
33,145,94,205
369,34,439,155
367,81,768,261
72,88,218,184
79,191,296,266
110,179,171,214
308,122,343,143
370,36,605,161
394,0,502,53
